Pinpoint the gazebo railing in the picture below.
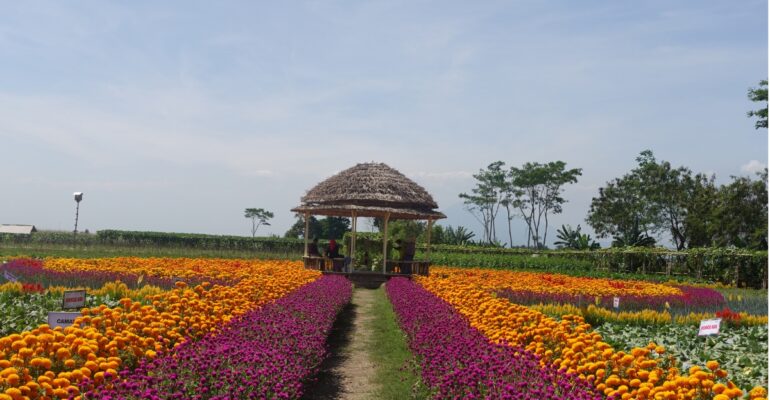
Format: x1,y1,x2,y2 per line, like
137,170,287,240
384,260,430,276
302,256,430,276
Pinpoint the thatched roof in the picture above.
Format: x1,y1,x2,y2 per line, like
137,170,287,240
292,163,446,220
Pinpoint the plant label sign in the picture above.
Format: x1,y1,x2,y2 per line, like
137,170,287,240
3,269,17,283
698,318,721,336
612,297,620,309
47,312,81,329
62,290,86,309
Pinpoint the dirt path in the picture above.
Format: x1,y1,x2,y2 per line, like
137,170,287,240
303,288,379,400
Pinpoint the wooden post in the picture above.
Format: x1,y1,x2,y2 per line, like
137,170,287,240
351,212,358,272
426,218,434,258
303,213,310,258
382,213,390,274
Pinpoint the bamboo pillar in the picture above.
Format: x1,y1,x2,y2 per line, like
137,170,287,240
303,213,310,258
382,213,390,274
426,218,434,258
351,212,358,272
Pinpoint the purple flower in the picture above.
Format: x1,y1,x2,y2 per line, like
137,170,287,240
386,277,603,400
84,275,352,399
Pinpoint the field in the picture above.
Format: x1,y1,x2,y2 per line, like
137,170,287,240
0,256,766,399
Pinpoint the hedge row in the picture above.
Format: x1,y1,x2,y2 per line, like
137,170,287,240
2,230,766,287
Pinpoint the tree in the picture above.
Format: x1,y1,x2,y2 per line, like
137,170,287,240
510,161,582,248
587,150,703,250
610,217,656,248
459,162,508,244
319,217,351,240
711,170,768,249
747,79,768,130
284,215,350,240
244,208,273,237
284,214,323,239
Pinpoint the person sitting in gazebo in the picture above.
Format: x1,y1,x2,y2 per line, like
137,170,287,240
325,239,344,271
394,238,416,274
307,237,321,257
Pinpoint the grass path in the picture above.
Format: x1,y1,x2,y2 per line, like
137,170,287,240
305,286,423,399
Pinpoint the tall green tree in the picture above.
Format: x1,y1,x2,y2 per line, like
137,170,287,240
712,170,768,249
244,208,274,237
459,161,507,244
747,79,768,130
587,151,768,250
510,161,582,248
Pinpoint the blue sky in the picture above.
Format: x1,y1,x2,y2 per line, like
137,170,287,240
1,1,767,247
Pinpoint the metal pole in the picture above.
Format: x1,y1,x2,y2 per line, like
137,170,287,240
382,213,390,274
73,201,80,240
303,213,310,257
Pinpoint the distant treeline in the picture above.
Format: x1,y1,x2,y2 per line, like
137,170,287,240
1,230,766,288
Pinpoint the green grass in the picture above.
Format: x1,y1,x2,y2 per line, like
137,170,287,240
369,287,428,399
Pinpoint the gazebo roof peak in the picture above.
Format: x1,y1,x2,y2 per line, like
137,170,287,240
292,162,446,220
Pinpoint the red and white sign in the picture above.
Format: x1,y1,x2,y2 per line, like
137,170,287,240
62,290,86,309
612,297,620,309
698,318,722,336
47,312,81,329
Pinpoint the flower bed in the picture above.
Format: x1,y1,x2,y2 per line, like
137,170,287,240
0,258,319,399
2,258,227,290
417,269,767,399
85,275,352,399
386,277,602,399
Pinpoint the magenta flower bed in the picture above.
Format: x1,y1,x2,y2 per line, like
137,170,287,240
497,285,725,314
84,275,352,400
2,258,229,289
386,277,603,400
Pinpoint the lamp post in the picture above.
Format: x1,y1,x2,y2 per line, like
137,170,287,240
73,192,83,240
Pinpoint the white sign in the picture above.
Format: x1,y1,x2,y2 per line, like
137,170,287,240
47,312,81,329
613,297,620,309
698,318,722,336
62,290,86,309
3,269,17,282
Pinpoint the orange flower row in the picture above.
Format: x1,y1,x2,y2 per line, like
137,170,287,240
42,257,271,283
431,266,682,297
0,259,318,400
417,268,767,400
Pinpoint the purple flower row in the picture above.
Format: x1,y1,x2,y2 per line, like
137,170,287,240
3,258,229,290
83,275,352,400
497,285,726,314
386,277,603,400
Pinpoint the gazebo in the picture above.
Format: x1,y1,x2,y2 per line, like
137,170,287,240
291,162,446,279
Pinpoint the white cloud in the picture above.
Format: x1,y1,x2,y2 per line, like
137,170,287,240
740,160,766,174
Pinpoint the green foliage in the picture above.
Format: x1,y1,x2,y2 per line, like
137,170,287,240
459,161,507,244
554,224,600,250
711,171,768,249
588,150,768,250
747,79,768,130
284,215,350,240
611,219,656,248
595,322,768,393
0,291,125,337
510,161,582,248
244,208,274,237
